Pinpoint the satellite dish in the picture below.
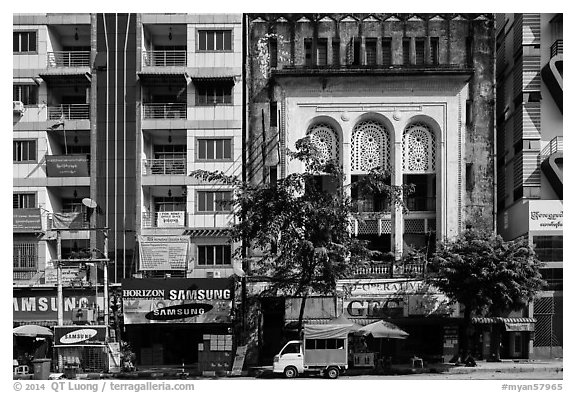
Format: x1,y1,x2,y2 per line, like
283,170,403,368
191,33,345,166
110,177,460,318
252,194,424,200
82,198,98,209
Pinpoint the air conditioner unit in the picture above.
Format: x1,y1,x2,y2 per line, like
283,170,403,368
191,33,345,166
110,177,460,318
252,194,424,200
13,101,24,114
71,308,95,324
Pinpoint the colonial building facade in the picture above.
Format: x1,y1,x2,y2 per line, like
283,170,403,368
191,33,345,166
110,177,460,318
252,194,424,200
244,13,496,365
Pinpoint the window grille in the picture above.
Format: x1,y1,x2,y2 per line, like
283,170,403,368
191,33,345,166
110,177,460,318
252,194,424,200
196,82,233,105
365,38,377,65
415,38,425,65
351,121,390,172
402,123,436,173
13,242,38,271
317,39,328,66
308,123,339,165
382,38,392,65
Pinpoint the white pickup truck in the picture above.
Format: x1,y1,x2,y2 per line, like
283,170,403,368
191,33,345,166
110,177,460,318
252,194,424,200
272,324,350,379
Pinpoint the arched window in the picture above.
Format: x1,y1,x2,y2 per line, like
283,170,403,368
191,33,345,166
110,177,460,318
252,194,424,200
402,123,436,173
308,123,339,165
351,120,390,172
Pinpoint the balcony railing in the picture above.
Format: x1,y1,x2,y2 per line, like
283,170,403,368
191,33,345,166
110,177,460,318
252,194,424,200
142,211,187,228
405,197,436,211
350,262,426,278
352,198,390,213
540,136,563,161
47,51,91,68
142,50,187,67
550,39,563,58
48,104,90,120
13,270,37,281
143,158,186,175
142,103,186,119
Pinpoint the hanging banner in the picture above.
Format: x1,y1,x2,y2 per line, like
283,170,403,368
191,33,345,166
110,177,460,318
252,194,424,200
44,267,85,286
122,278,234,324
138,235,189,271
13,208,42,232
51,212,86,229
157,211,185,227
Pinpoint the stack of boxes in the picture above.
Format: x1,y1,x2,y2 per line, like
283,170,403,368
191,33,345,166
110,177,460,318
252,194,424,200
198,334,233,375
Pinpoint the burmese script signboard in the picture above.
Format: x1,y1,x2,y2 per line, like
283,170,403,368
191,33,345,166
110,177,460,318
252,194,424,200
138,235,189,271
13,208,42,232
45,155,89,177
529,200,563,231
122,278,234,324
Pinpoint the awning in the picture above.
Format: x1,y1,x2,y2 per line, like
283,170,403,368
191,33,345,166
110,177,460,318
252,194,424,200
13,77,40,85
137,70,188,84
38,72,91,85
472,317,536,331
13,320,74,327
185,228,230,238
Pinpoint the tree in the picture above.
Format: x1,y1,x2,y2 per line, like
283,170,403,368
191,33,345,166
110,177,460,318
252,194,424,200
191,137,411,335
425,229,545,360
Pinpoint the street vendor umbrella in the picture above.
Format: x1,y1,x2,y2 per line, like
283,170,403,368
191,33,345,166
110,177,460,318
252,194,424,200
328,315,362,332
359,320,409,339
13,325,53,338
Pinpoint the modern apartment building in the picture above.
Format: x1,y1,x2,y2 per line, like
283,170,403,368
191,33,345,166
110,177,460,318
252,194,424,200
14,13,243,370
495,13,563,359
244,13,496,365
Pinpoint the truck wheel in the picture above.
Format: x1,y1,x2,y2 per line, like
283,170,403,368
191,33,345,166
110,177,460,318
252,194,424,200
325,366,339,379
284,366,298,379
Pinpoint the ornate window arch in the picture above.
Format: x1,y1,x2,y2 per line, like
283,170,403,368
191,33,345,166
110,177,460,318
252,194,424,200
308,123,339,165
351,120,390,172
402,123,436,173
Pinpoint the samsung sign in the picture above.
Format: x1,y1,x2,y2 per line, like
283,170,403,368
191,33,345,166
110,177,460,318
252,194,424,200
54,326,106,347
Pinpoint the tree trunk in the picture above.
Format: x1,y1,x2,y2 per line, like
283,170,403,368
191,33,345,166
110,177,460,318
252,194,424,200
462,306,473,361
297,293,308,337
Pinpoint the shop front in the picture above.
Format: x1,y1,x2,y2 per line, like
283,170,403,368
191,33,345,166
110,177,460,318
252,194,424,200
472,317,536,360
54,326,108,375
121,277,235,372
337,279,462,363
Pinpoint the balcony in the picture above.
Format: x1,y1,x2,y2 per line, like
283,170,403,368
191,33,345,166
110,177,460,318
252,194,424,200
405,197,436,212
350,262,426,278
13,269,37,281
47,51,91,68
352,198,390,213
142,158,186,175
142,211,187,228
143,50,186,67
48,104,90,120
142,103,186,119
541,136,563,161
550,39,563,58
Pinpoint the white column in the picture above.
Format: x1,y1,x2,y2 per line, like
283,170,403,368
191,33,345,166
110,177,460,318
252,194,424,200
391,129,404,260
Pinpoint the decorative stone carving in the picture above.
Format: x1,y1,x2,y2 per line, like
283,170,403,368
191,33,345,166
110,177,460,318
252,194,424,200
308,123,339,165
402,123,436,173
351,120,390,172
